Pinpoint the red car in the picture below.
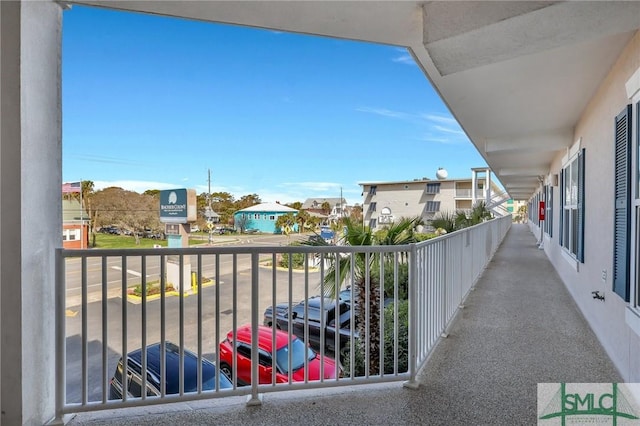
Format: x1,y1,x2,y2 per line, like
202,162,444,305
219,324,338,385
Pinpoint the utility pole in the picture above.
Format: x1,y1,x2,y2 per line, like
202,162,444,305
207,169,213,244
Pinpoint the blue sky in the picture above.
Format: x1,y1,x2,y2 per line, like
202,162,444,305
62,5,487,205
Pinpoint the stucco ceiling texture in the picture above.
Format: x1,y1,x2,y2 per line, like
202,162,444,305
74,0,640,200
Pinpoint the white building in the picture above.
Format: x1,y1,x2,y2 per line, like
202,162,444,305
360,167,509,230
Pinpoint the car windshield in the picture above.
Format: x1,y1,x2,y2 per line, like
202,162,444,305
184,366,233,392
274,338,316,373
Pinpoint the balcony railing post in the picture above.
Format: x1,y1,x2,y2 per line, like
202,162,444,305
247,251,263,406
51,249,66,425
404,243,419,389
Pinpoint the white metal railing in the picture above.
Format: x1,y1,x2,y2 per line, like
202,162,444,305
455,189,472,198
408,215,511,376
53,216,511,420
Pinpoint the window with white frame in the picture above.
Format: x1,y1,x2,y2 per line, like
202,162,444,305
425,183,441,194
368,218,377,229
636,100,640,307
544,184,553,237
622,66,640,325
63,228,80,241
559,145,585,262
425,201,441,212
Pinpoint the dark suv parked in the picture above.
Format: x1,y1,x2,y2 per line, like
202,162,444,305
263,297,353,353
109,341,232,399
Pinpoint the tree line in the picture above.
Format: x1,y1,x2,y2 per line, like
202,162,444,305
66,181,265,246
64,181,363,246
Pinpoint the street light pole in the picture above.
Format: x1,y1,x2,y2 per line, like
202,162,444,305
207,169,213,244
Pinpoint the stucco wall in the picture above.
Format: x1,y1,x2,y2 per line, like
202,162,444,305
234,211,298,234
362,180,469,228
541,30,640,381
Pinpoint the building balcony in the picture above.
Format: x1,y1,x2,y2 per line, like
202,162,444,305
454,189,472,198
57,219,619,425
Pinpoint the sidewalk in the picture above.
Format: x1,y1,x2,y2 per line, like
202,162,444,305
68,224,620,425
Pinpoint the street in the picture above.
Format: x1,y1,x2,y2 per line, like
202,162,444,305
63,233,324,403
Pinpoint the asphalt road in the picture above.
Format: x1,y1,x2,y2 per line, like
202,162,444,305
64,233,309,306
63,233,323,403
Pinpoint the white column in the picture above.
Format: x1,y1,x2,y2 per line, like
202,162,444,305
486,170,492,205
1,1,62,424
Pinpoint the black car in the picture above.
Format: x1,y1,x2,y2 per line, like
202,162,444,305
109,342,233,399
215,226,236,235
263,297,352,353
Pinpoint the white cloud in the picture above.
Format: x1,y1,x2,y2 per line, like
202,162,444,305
418,136,458,145
392,54,416,65
422,114,458,125
433,125,466,136
356,107,409,119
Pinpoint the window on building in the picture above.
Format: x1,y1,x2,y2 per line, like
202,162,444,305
369,185,377,195
544,184,553,237
559,147,585,262
425,201,441,212
63,228,80,241
369,202,377,212
368,219,377,229
269,215,275,220
425,183,441,194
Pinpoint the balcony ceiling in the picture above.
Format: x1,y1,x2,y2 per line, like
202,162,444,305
73,1,640,200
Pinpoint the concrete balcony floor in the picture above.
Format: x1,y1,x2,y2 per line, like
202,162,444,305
68,224,620,425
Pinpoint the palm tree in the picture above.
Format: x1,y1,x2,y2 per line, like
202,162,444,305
312,216,419,374
275,212,297,237
295,210,311,233
469,200,492,224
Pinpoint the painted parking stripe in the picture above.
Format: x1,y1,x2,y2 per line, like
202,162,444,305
111,266,144,277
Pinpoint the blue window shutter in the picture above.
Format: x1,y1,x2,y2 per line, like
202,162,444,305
613,105,632,301
559,169,564,247
577,149,585,263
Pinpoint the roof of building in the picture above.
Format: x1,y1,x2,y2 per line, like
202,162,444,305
235,202,298,213
62,199,89,223
358,168,491,186
301,197,347,210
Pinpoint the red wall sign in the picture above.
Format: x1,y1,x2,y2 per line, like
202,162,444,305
539,201,546,221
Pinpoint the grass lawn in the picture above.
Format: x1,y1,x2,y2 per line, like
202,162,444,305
92,234,213,249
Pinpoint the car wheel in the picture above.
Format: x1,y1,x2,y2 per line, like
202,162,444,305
220,362,232,379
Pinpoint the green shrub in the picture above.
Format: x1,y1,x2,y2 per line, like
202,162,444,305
430,211,458,233
415,233,437,242
278,244,306,269
341,300,409,376
380,262,409,301
130,281,175,296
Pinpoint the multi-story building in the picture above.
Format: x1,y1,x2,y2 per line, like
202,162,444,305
360,167,508,230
